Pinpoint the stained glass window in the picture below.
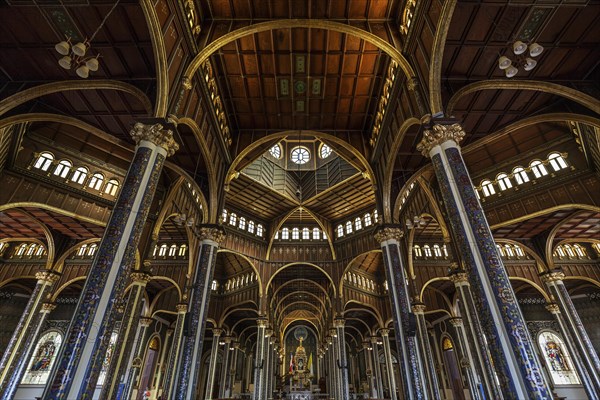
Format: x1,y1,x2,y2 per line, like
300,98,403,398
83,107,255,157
97,331,119,385
291,146,310,164
22,331,62,384
538,331,580,385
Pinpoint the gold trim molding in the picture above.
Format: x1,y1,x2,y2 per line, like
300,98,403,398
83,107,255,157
417,123,465,157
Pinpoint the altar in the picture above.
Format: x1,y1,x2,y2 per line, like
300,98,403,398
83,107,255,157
287,391,313,400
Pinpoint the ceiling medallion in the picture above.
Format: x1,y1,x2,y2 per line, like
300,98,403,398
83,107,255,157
294,80,306,94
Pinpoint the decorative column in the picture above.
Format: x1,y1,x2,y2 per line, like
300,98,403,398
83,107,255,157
449,317,482,400
43,122,178,400
363,341,378,398
154,327,173,399
229,341,240,398
325,337,334,398
253,318,268,400
204,328,223,400
161,303,188,399
101,271,151,399
412,303,442,399
121,317,154,400
541,272,600,396
417,122,550,399
449,268,500,399
370,336,384,399
381,329,398,400
375,226,426,399
0,271,59,399
334,318,350,400
219,336,232,398
429,328,450,396
172,225,225,400
263,329,274,399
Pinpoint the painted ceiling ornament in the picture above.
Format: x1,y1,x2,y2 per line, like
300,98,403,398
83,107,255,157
417,123,466,157
130,122,179,157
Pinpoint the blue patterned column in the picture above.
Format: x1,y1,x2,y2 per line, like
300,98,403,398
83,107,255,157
375,226,426,399
0,300,57,400
219,336,232,398
203,328,223,399
160,303,187,398
381,329,398,400
334,318,350,400
43,122,178,400
449,317,483,400
417,123,551,399
449,269,501,399
100,271,151,399
541,272,600,396
121,317,153,399
0,271,59,398
172,226,225,399
412,303,442,399
252,318,268,400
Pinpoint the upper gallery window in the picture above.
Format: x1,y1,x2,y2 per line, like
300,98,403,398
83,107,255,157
291,146,310,165
104,179,120,196
53,160,72,178
269,143,282,159
34,152,54,171
548,152,568,171
71,166,88,185
530,160,548,178
513,166,530,185
88,173,104,191
319,143,332,159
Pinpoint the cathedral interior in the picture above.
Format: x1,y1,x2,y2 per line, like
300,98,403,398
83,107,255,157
0,0,599,399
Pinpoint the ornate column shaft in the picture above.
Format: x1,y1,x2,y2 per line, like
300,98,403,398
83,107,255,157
43,122,178,400
449,270,501,399
0,271,59,399
334,318,350,400
326,337,334,398
252,318,268,400
381,329,398,400
154,327,173,398
429,328,449,395
121,317,153,400
417,123,550,399
449,317,482,400
161,303,187,399
542,272,600,396
363,342,378,398
370,336,384,399
375,226,426,399
172,226,225,400
228,341,240,398
204,328,223,400
219,336,232,398
412,303,442,399
101,271,151,399
264,335,274,399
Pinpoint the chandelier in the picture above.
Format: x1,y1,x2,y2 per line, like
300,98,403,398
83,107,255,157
498,41,544,78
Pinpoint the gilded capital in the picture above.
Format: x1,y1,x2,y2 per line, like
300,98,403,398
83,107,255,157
540,271,565,283
380,328,390,336
333,318,345,328
182,76,192,90
41,302,57,313
139,317,153,327
374,225,404,243
412,303,426,314
257,318,269,328
545,303,561,314
416,123,466,157
212,327,224,336
176,303,188,313
406,77,419,91
449,317,463,327
197,225,226,245
448,271,469,285
130,271,152,285
130,122,179,157
35,270,60,284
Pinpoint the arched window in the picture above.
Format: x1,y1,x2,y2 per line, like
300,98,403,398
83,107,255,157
229,213,237,226
497,173,512,190
88,243,97,256
496,244,506,257
34,152,54,171
423,245,432,257
554,245,566,258
158,244,168,257
355,217,363,231
77,244,88,257
593,243,600,256
337,225,344,238
481,180,496,197
222,209,228,223
414,245,422,257
322,231,327,240
179,244,187,257
104,179,120,196
168,244,177,257
319,143,332,159
538,331,580,385
504,244,515,257
16,243,27,256
573,244,586,257
88,173,104,190
21,331,62,384
71,166,88,185
282,228,289,240
514,245,525,257
384,281,389,291
364,213,372,227
26,243,37,256
35,245,46,257
269,143,282,159
97,331,118,385
345,221,353,234
274,230,279,239
563,244,575,258
302,227,310,240
53,160,72,178
248,220,255,234
312,228,320,240
433,244,442,257
256,224,264,237
512,166,530,185
373,209,379,223
211,280,218,291
292,227,300,240
548,152,568,171
530,160,548,178
239,217,246,230
442,244,448,257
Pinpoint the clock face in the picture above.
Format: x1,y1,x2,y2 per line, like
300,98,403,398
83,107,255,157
291,147,310,165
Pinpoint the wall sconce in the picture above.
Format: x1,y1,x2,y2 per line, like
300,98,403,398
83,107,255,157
498,40,544,78
406,215,426,229
173,213,195,228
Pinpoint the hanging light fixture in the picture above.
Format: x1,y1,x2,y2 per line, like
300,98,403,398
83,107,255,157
54,0,121,78
498,40,544,78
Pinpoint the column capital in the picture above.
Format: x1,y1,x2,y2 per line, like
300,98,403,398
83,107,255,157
176,302,188,313
406,76,419,91
139,317,153,327
212,328,224,336
540,270,565,283
130,271,152,285
333,317,345,328
257,318,269,328
448,271,469,285
412,302,426,314
222,336,232,344
41,302,57,313
369,336,379,344
374,224,404,243
265,328,273,338
417,123,465,157
545,303,561,314
380,328,390,337
130,122,179,156
35,270,60,284
449,317,463,328
196,224,226,244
